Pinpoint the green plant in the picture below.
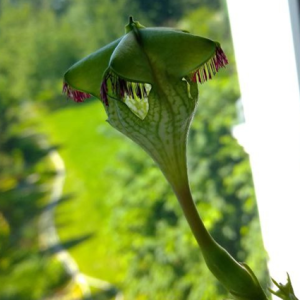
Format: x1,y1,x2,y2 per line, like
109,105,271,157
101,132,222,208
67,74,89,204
63,17,297,300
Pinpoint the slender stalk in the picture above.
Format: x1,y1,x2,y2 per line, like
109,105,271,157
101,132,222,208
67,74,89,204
172,183,268,300
173,184,214,249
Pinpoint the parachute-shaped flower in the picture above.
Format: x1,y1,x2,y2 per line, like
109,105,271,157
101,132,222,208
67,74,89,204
63,17,228,188
63,17,269,300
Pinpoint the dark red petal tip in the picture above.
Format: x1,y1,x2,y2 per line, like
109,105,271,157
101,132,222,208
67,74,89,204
191,45,228,84
62,82,91,103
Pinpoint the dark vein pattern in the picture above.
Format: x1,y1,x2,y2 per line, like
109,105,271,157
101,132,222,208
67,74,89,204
105,74,198,190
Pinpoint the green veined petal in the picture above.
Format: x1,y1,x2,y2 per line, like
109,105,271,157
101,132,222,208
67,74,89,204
64,37,122,97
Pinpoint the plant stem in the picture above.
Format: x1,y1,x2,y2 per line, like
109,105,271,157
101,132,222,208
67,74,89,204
173,184,214,249
173,183,268,300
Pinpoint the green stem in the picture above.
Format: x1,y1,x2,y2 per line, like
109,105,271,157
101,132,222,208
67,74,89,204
174,184,213,249
173,183,268,300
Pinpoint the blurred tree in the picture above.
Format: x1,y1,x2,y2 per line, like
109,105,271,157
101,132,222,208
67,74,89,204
134,0,220,25
0,0,132,298
0,0,149,298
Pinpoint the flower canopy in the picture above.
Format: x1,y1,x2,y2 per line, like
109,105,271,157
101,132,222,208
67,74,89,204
63,17,227,107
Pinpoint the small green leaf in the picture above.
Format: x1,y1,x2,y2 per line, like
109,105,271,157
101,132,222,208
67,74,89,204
270,274,299,300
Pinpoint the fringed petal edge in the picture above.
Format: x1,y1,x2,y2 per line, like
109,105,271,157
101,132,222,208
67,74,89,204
191,46,228,84
62,82,91,102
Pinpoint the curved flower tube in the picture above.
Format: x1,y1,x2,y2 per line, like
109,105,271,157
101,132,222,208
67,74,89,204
63,17,268,300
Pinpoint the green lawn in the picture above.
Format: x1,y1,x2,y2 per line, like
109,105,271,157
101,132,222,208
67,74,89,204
41,99,133,284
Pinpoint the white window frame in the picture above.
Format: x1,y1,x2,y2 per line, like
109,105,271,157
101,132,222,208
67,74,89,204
227,0,300,295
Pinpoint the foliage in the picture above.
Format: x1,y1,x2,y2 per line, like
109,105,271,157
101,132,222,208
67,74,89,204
0,125,69,299
133,0,220,25
270,274,299,300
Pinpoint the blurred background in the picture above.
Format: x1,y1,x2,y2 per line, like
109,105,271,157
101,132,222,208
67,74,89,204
0,0,274,299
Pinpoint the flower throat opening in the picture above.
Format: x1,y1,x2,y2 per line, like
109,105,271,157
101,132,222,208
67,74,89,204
101,71,151,120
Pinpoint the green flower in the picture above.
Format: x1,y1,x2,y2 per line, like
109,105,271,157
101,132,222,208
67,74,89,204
63,16,227,190
63,17,268,300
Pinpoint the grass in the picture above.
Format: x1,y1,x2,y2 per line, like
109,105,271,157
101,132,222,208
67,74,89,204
40,98,134,284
